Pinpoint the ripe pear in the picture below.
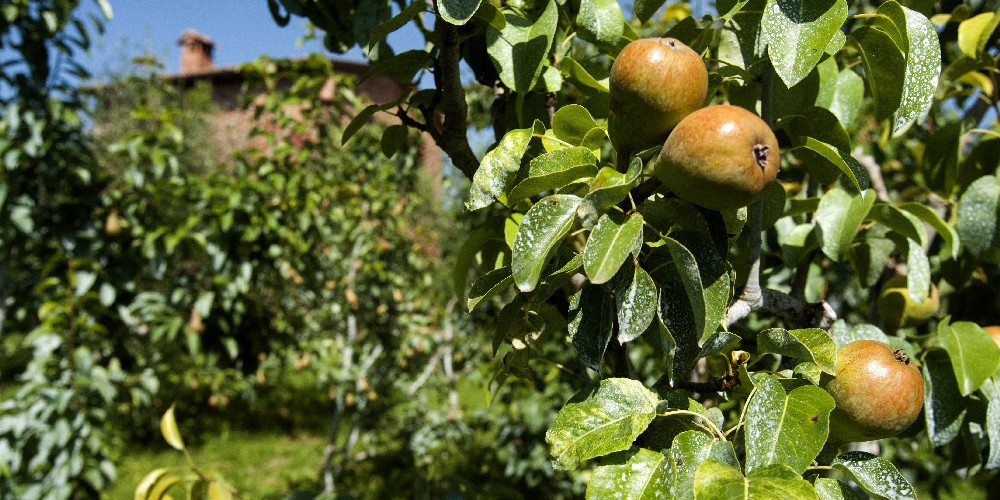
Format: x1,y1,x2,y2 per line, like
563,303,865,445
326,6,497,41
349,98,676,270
983,326,1000,348
878,276,939,332
654,105,779,211
824,340,924,444
608,38,708,157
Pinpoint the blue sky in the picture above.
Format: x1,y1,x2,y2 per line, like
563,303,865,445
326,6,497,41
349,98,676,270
82,0,417,79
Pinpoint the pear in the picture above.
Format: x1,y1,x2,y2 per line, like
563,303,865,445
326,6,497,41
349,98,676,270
654,105,779,211
608,38,708,158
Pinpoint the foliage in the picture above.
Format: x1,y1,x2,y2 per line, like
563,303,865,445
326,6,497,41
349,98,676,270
276,0,1000,497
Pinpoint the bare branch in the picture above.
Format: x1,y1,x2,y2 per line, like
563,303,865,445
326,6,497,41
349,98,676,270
433,13,480,180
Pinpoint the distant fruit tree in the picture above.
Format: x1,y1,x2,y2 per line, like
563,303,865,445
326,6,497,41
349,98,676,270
271,0,1000,496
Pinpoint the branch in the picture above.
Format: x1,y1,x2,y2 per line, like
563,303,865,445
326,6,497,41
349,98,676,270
433,13,479,180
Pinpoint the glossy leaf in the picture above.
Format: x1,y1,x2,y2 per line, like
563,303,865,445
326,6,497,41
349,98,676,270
466,266,513,311
815,186,875,262
569,285,615,371
475,2,506,30
453,227,504,299
795,137,870,193
761,0,848,87
923,349,968,447
824,68,865,128
551,104,604,152
577,166,637,227
486,0,558,93
756,328,837,375
584,212,643,285
533,252,584,304
832,451,916,499
633,0,669,23
956,175,1000,263
694,460,818,499
615,264,657,343
439,0,481,25
512,194,582,292
577,0,625,46
900,202,960,259
369,1,426,49
559,56,609,94
508,147,598,206
868,202,925,246
905,238,931,302
160,404,185,451
981,377,1000,469
814,478,860,500
467,125,536,210
587,447,668,499
958,13,1000,58
546,378,660,470
941,322,1000,396
877,2,941,135
745,375,834,474
849,27,905,122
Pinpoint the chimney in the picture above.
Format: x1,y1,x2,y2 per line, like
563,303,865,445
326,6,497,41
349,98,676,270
177,29,215,73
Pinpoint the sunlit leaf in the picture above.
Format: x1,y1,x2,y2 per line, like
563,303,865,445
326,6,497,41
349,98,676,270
923,349,968,447
956,175,1000,263
832,451,916,500
761,0,848,87
577,0,625,46
584,212,643,285
439,0,482,26
849,27,905,122
160,404,185,451
745,375,834,474
814,186,875,262
757,328,837,375
512,194,582,292
694,460,818,499
941,322,1000,396
615,264,657,343
486,0,558,93
467,124,536,211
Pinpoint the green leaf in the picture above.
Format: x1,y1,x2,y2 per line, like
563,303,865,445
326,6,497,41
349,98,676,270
761,0,849,87
342,104,381,146
634,0,669,23
453,227,504,299
757,328,837,375
512,194,582,292
160,404,185,451
867,202,925,246
941,322,1000,396
815,478,860,500
134,467,184,500
584,212,643,285
814,186,876,262
551,104,604,152
849,27,905,122
615,264,657,343
569,284,615,370
794,137,870,193
695,460,819,499
958,13,1000,58
380,124,408,158
467,125,536,211
467,267,513,311
353,1,392,49
369,1,426,49
901,202,960,259
587,447,669,499
559,56,609,94
980,377,1000,469
832,451,916,499
439,0,482,25
486,0,558,93
876,2,941,135
533,252,584,304
475,2,506,30
577,166,637,227
508,147,598,206
849,232,896,287
956,175,1000,263
905,238,931,302
547,378,660,470
923,349,968,447
826,68,865,128
745,376,834,474
577,0,625,46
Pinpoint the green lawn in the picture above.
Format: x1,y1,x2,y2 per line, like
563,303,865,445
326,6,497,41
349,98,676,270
107,431,326,499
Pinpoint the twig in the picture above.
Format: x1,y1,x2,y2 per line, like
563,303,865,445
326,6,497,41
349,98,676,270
433,12,479,180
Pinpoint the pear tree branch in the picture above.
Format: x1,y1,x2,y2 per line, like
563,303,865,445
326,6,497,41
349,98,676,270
432,11,480,181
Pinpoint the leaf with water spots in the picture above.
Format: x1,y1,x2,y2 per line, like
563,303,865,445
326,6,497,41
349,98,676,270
577,0,625,46
466,266,513,311
832,451,916,500
439,0,482,25
615,264,657,343
980,377,1000,469
875,2,941,136
586,447,669,499
956,175,1000,263
900,202,960,259
694,461,818,499
761,0,848,88
848,27,905,122
547,378,660,470
507,147,599,206
552,104,605,152
511,194,581,292
466,124,537,210
757,328,837,375
745,375,834,474
941,321,1000,396
923,349,968,447
814,477,860,500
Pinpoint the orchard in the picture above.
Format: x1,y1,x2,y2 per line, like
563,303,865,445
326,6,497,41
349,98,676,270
2,0,1000,498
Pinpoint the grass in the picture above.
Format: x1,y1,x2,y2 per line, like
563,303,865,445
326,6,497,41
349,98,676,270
107,430,327,499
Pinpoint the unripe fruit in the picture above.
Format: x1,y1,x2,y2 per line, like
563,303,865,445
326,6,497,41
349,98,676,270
608,38,708,156
878,276,939,332
824,340,924,444
654,105,779,211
